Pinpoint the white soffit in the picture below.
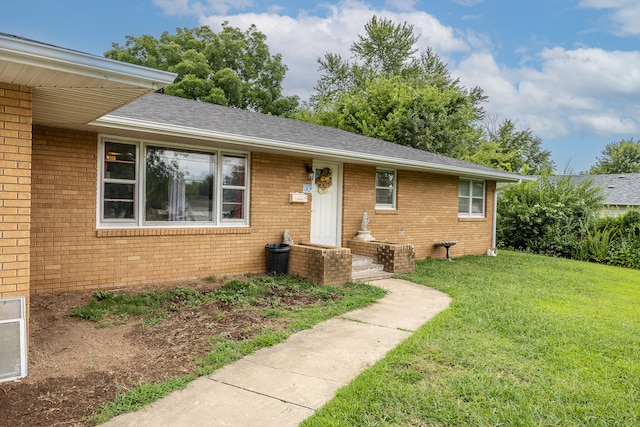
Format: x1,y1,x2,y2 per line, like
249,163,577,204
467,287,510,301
0,33,176,126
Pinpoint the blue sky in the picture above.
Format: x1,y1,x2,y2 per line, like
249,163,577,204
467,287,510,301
2,0,639,173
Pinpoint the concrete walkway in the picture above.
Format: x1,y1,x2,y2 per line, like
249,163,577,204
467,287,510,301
102,278,451,427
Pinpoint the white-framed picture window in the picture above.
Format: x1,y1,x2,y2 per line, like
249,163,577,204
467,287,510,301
375,169,396,210
99,137,249,228
458,178,485,217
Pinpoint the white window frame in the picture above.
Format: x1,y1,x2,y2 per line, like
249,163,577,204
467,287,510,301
458,178,485,218
219,153,250,225
0,297,27,382
101,140,139,225
375,168,397,210
97,136,250,228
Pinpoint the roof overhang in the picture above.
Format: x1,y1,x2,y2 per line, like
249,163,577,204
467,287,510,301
93,115,531,183
0,33,176,126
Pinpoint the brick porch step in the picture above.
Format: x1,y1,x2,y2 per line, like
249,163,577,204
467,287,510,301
351,254,394,282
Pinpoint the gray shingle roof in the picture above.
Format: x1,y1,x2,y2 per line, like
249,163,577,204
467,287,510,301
107,93,525,181
564,174,640,206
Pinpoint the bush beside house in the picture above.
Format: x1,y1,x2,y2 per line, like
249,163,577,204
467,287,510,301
497,176,640,269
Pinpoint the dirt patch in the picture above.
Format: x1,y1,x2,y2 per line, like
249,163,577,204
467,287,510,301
0,278,326,426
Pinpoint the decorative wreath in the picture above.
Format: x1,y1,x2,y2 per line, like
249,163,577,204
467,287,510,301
316,167,332,193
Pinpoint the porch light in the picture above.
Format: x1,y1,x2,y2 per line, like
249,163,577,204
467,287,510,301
305,164,314,180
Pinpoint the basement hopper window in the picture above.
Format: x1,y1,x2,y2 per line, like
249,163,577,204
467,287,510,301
99,138,249,227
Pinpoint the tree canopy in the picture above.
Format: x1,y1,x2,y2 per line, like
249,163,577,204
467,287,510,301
466,119,554,175
294,16,486,158
105,24,298,115
589,138,640,174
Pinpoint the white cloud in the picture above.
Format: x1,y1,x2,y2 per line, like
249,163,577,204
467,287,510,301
570,114,638,135
579,0,640,36
455,46,640,138
537,47,640,97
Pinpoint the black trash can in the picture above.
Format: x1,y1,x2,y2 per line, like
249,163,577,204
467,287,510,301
265,243,290,275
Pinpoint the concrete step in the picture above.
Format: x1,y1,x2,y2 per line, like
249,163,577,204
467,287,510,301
351,255,395,282
352,271,395,282
352,262,384,276
351,254,374,267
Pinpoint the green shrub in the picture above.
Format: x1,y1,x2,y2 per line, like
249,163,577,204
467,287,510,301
575,227,617,263
585,210,640,269
497,176,603,258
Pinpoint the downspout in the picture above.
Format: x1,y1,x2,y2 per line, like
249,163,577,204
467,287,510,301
492,179,522,249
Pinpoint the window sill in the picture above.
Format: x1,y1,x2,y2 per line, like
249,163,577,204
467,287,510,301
96,226,251,238
375,209,398,215
458,216,486,222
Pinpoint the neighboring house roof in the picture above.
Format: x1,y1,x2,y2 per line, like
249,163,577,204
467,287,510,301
95,93,529,182
562,174,640,207
0,33,176,126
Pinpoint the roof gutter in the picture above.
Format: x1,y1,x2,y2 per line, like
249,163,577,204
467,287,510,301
0,33,176,89
93,115,531,183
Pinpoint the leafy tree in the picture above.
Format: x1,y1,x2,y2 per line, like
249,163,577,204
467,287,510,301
589,138,640,174
311,16,419,104
296,16,486,158
301,75,480,157
350,16,418,76
106,24,298,115
467,119,554,174
497,176,603,258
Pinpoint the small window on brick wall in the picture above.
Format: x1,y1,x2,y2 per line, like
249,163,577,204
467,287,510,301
99,137,249,228
376,169,396,210
458,178,485,217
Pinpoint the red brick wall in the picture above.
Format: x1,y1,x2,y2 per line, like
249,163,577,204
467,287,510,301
0,83,32,303
30,126,313,294
342,164,495,260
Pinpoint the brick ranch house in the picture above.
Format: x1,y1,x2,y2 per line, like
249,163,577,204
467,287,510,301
0,33,527,378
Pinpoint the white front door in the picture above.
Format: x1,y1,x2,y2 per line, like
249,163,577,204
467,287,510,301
311,161,342,246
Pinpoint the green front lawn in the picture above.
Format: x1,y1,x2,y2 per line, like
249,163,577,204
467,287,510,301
303,251,640,426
